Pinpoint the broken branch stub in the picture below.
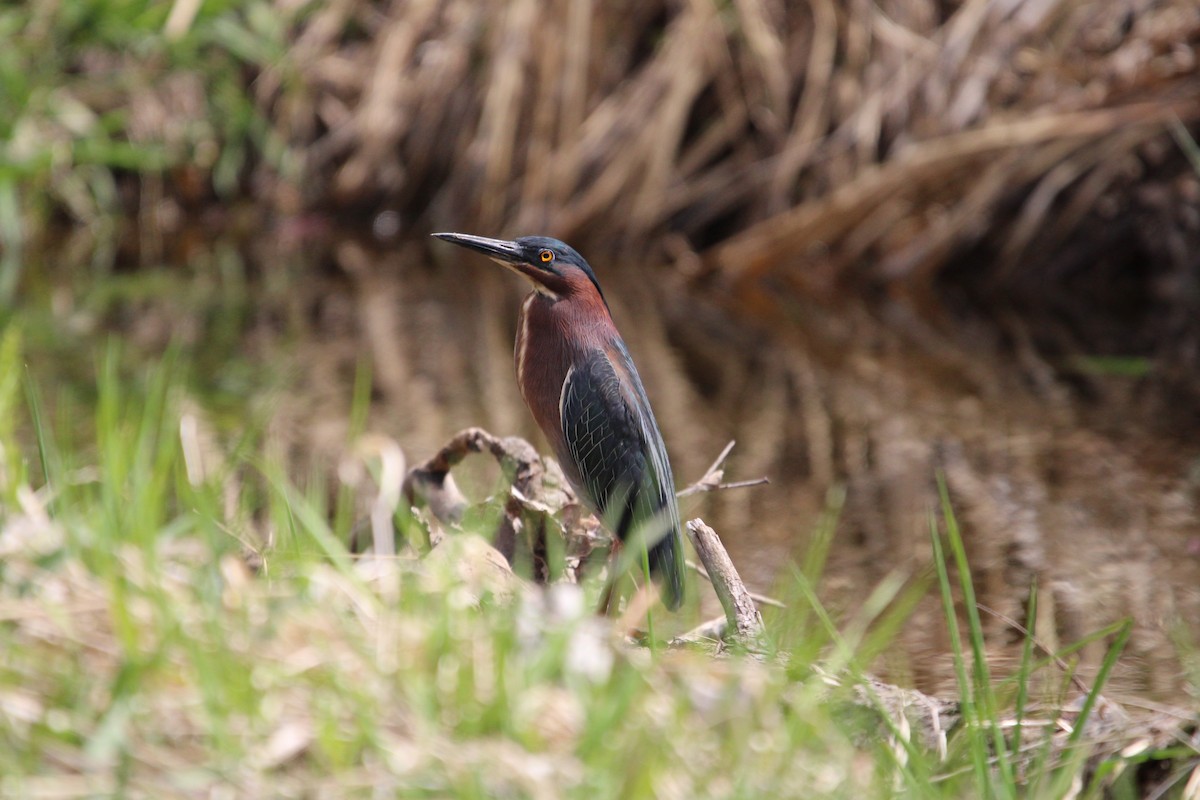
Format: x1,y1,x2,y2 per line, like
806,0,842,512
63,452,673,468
685,518,764,644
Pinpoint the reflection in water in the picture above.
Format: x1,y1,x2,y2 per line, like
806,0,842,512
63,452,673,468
30,228,1200,704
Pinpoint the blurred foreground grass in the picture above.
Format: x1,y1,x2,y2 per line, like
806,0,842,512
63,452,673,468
0,328,872,796
0,324,1182,799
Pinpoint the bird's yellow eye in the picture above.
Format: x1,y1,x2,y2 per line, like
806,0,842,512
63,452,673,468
539,249,554,263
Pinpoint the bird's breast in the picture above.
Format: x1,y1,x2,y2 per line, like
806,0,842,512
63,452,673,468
514,293,604,482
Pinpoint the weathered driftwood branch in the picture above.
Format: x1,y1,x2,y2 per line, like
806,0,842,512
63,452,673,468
403,427,548,524
402,428,580,580
685,518,764,643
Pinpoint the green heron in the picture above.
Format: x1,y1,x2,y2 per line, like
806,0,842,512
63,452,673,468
432,232,686,610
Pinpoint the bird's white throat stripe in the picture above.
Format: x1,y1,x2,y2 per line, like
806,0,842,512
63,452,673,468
516,294,536,388
558,364,576,423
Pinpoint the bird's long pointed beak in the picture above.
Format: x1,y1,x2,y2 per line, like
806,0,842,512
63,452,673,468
432,232,524,265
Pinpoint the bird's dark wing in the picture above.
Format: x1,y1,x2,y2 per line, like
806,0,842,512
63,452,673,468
558,344,685,608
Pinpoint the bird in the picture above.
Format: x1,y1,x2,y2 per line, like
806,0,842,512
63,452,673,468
432,232,686,610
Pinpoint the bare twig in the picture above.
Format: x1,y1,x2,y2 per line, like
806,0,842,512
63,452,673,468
703,439,737,477
976,602,1090,696
677,440,770,497
678,477,771,498
686,559,786,608
685,518,764,643
670,615,729,646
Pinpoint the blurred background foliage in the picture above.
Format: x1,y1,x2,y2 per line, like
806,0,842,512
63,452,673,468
3,0,1200,700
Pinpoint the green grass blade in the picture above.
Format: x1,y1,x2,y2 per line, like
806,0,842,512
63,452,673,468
1058,618,1133,796
1170,114,1200,176
1012,579,1038,761
938,476,1016,796
22,364,55,492
781,486,845,663
790,569,925,793
930,507,991,796
333,355,373,545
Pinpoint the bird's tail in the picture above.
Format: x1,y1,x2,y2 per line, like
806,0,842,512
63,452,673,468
612,487,687,611
649,522,686,611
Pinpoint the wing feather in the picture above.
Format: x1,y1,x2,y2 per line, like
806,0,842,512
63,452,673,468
559,345,685,608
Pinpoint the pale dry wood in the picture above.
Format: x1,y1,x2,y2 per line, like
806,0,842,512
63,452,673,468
354,434,406,558
685,518,764,643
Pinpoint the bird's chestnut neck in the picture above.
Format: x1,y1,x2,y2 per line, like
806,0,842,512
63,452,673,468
523,276,613,326
522,266,608,307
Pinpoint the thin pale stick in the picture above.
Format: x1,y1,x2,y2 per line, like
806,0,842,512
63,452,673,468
686,560,786,608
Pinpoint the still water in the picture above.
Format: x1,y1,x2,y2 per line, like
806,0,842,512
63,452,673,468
26,224,1200,704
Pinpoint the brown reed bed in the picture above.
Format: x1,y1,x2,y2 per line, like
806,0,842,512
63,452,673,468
246,0,1200,390
275,2,1195,271
20,0,1200,365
